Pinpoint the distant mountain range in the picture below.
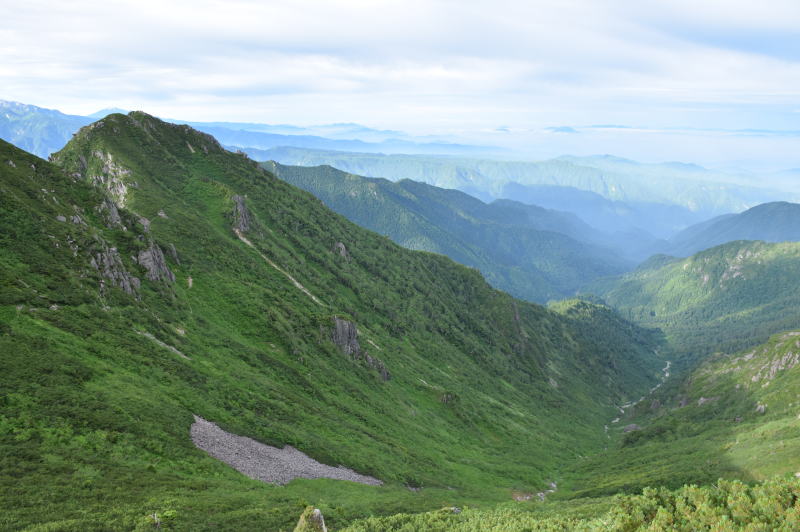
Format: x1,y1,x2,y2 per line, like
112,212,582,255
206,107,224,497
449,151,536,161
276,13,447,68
666,201,800,257
0,100,494,158
0,100,93,158
3,99,798,251
266,161,631,302
244,146,797,239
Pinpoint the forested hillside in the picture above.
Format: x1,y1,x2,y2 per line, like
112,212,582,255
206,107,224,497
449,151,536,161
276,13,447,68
265,162,629,303
0,113,663,530
587,240,800,362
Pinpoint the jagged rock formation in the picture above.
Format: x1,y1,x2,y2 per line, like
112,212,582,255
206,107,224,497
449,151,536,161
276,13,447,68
232,194,251,232
90,245,140,295
331,317,390,380
332,317,360,356
364,353,390,381
136,242,175,282
88,150,135,207
98,197,122,227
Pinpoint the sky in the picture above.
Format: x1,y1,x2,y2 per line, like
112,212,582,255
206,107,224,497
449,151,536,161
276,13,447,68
2,0,800,169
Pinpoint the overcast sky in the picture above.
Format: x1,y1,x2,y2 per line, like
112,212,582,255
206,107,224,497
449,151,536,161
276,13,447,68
3,0,799,168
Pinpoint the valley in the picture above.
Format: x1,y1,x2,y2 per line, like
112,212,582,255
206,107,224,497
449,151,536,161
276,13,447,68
2,111,800,531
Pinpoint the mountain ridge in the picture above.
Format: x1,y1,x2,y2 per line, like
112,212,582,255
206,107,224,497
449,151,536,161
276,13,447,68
1,112,664,529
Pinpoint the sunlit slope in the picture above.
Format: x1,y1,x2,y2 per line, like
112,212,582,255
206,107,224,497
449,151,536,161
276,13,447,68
0,113,661,530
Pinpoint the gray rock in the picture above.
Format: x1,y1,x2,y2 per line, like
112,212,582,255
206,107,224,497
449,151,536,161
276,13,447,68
90,246,140,295
755,403,767,414
330,317,390,380
137,242,175,282
55,215,66,222
364,353,390,381
190,415,381,486
98,198,122,227
333,241,350,260
623,424,641,433
231,194,251,232
89,150,133,207
440,393,458,404
332,317,360,357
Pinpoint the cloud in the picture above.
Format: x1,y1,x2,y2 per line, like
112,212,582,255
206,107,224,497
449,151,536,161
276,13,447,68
1,0,798,165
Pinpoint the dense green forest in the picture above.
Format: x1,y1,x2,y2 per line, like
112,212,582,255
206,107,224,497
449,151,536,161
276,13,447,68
586,240,800,363
265,161,629,303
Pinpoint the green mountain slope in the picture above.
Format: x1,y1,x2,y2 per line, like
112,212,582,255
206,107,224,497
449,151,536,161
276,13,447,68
264,162,630,303
668,202,800,257
561,328,800,500
587,240,800,362
0,113,663,530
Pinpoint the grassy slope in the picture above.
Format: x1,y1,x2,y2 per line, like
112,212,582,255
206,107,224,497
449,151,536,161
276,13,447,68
587,240,800,363
560,328,800,501
263,162,629,303
0,113,662,531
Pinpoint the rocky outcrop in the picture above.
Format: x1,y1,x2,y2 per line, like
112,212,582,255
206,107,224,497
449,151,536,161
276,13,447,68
98,197,122,227
231,194,251,232
90,246,140,295
440,392,458,404
89,150,135,208
136,242,175,282
364,353,390,381
623,424,641,433
333,241,350,261
294,507,328,532
332,317,360,356
331,317,390,381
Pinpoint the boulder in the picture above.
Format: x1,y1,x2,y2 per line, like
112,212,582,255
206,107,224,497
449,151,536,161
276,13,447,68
294,506,327,532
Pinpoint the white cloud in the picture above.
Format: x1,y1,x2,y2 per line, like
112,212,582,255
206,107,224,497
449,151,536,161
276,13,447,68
1,0,798,165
